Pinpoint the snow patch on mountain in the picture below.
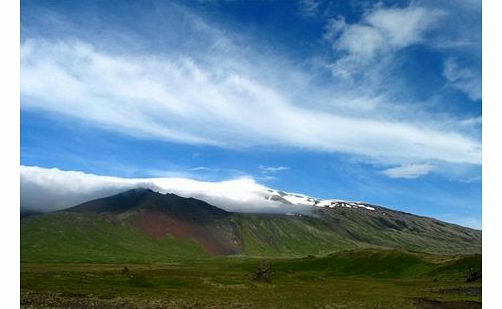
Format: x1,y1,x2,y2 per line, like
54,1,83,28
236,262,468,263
265,189,375,211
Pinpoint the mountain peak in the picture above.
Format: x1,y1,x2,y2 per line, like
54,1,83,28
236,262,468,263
66,188,229,221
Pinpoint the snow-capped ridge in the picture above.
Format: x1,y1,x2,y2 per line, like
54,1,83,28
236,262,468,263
265,189,375,211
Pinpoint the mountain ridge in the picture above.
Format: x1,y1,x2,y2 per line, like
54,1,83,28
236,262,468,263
21,188,481,262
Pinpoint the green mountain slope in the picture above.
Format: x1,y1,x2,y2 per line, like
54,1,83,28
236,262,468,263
21,212,207,263
21,189,481,263
232,206,481,256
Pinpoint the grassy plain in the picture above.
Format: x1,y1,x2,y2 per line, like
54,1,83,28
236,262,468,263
21,249,481,308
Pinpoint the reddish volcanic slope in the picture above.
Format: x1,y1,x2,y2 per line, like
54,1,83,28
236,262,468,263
130,209,241,255
67,188,242,255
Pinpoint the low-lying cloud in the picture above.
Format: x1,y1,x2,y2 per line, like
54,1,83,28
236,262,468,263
20,165,304,213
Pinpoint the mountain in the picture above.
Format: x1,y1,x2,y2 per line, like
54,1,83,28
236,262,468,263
21,188,481,263
66,188,241,255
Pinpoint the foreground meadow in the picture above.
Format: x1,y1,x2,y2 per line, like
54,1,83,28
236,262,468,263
21,249,481,309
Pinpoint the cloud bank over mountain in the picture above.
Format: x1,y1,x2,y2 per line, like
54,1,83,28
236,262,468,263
20,165,295,213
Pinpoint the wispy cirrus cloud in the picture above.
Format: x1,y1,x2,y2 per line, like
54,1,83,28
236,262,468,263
258,165,290,174
380,163,434,179
20,38,480,165
443,57,481,101
20,2,481,170
298,0,320,17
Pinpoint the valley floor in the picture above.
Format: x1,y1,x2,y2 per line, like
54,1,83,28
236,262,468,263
20,250,481,309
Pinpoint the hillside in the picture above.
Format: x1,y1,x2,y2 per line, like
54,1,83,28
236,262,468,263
21,188,481,263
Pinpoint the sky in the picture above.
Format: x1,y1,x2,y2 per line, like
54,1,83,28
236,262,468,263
20,0,482,229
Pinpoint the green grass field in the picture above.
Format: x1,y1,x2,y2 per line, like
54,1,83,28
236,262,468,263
21,249,481,308
21,209,482,308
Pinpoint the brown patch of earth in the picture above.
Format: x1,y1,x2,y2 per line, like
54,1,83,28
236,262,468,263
130,210,240,256
437,287,481,296
21,291,253,309
413,298,481,309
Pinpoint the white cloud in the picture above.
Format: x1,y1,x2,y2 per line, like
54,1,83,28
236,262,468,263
20,165,296,213
258,165,290,173
365,7,439,48
323,16,347,42
298,0,320,17
21,39,481,165
336,24,385,58
189,166,213,172
380,163,434,179
443,57,481,101
257,175,278,182
324,2,481,106
459,116,482,126
326,6,443,75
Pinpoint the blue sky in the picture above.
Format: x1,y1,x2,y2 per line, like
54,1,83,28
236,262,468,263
20,0,481,228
